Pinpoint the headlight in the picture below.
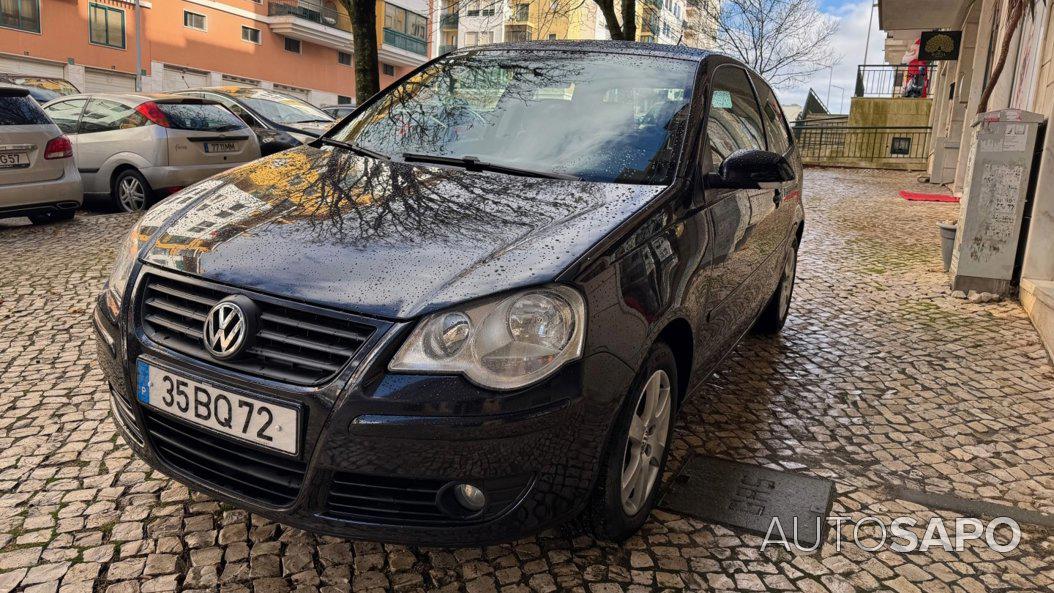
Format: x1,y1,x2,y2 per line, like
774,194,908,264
107,221,142,303
389,286,586,391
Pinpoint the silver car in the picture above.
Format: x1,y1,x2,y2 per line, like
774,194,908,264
0,84,82,224
42,93,261,211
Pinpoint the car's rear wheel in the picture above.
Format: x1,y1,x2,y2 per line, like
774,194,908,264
753,240,798,334
112,169,152,212
587,342,677,541
29,209,76,225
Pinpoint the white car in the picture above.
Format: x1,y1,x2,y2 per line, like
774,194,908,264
0,84,82,224
43,93,261,211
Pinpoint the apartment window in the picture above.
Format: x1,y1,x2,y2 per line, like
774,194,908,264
466,0,479,16
480,31,493,44
89,3,125,49
241,26,260,44
1,0,40,33
513,3,529,21
338,51,352,66
284,37,301,53
384,3,427,41
465,31,477,45
183,11,206,31
382,63,395,76
548,33,557,40
337,95,353,104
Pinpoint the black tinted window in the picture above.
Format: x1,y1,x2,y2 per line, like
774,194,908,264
761,94,791,154
80,99,145,133
44,99,86,133
0,94,51,125
332,50,697,184
155,103,246,131
707,66,766,166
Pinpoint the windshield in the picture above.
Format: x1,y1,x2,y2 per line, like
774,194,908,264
231,89,333,124
330,50,697,184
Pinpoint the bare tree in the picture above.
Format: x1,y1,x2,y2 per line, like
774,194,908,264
976,0,1045,113
703,0,840,88
337,0,381,102
593,0,637,40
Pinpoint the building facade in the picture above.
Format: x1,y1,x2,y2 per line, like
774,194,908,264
0,0,432,106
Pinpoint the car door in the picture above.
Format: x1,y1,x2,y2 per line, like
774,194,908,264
754,76,802,248
76,98,160,193
697,65,781,355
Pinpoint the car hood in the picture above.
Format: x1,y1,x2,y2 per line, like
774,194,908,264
142,146,665,320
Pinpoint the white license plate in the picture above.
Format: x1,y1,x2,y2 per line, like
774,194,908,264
0,152,28,168
136,361,299,454
204,142,237,153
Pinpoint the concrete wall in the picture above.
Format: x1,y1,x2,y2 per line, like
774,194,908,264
847,97,933,126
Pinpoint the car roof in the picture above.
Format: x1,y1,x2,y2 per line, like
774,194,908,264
449,40,716,62
46,92,220,105
0,83,31,96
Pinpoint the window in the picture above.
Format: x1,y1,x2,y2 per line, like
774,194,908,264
183,11,206,31
548,34,557,41
382,63,395,76
706,66,766,167
242,26,260,44
284,37,301,53
466,0,479,16
761,96,792,154
43,99,86,134
890,137,912,156
79,99,144,134
89,3,125,49
479,31,493,44
513,3,529,21
465,32,477,45
337,95,353,105
0,94,51,125
338,51,352,66
0,0,40,33
384,3,427,41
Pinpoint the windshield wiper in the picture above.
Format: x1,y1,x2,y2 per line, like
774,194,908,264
317,137,390,161
401,153,579,181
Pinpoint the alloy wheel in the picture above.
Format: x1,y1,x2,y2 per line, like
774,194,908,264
620,369,672,515
118,177,147,212
779,248,798,319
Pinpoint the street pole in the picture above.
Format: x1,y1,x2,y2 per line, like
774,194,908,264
827,64,834,109
863,0,876,66
135,0,142,92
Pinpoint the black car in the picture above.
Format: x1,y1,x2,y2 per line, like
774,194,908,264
96,42,804,546
0,74,80,103
320,104,357,119
172,86,335,155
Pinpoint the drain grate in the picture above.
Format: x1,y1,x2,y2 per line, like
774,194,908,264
660,457,834,547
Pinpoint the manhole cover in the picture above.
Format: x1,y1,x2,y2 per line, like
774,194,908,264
660,457,834,547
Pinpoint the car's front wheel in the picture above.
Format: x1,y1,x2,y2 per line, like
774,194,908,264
587,342,677,541
112,169,152,212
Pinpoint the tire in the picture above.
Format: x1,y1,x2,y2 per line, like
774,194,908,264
111,169,152,212
29,209,76,225
587,342,678,541
753,240,798,335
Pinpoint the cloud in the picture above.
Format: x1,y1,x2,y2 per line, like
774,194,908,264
775,0,883,112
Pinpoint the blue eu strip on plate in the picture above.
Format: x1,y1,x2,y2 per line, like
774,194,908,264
137,360,150,404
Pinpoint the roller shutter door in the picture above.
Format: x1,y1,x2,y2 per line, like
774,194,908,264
163,66,209,91
84,68,136,92
274,83,311,101
221,74,259,88
0,54,65,78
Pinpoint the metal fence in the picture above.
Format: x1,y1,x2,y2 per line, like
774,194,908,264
793,121,932,165
269,0,351,33
855,64,930,98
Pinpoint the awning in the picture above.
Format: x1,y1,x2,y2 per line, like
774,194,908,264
878,0,968,31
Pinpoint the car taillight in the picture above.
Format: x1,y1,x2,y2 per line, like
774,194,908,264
135,101,171,127
44,136,73,160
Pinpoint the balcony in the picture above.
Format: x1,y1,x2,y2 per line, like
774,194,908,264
439,43,458,55
383,28,426,55
440,12,459,28
268,0,352,50
855,64,929,99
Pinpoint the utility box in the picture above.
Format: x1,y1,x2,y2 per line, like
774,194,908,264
949,109,1044,296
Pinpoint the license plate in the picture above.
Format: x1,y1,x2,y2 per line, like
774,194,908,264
0,152,28,168
136,361,299,454
204,142,237,153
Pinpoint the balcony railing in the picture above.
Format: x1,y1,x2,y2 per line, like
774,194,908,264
855,64,930,99
269,0,351,33
383,28,427,55
791,121,932,165
440,12,459,27
439,44,458,55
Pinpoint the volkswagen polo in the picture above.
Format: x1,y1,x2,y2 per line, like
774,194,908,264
95,42,804,545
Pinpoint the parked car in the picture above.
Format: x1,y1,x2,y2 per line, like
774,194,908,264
172,87,335,155
0,73,80,103
96,42,803,546
0,84,82,224
42,93,261,212
320,104,356,119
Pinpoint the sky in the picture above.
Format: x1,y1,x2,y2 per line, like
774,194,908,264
774,0,885,112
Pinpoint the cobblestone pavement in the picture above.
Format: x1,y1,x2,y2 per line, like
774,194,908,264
0,168,1052,593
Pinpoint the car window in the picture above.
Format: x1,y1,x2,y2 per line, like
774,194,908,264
80,99,146,134
0,94,52,126
43,99,87,133
230,89,332,125
331,50,697,185
706,66,766,167
9,77,79,102
155,103,247,132
756,81,792,155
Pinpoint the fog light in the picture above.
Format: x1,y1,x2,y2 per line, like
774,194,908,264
453,483,486,511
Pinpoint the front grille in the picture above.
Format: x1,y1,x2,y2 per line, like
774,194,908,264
110,387,144,446
139,273,375,385
144,410,306,506
324,472,530,526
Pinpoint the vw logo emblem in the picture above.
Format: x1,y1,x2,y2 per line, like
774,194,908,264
203,297,257,359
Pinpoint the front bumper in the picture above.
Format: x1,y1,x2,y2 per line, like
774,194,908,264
94,273,627,546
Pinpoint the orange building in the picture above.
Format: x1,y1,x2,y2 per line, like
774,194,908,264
0,0,431,106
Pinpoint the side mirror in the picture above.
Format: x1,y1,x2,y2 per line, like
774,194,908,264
705,149,795,190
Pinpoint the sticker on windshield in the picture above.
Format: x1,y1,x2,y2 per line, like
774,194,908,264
712,90,733,109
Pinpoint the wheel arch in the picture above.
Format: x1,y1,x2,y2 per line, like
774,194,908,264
655,317,693,408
